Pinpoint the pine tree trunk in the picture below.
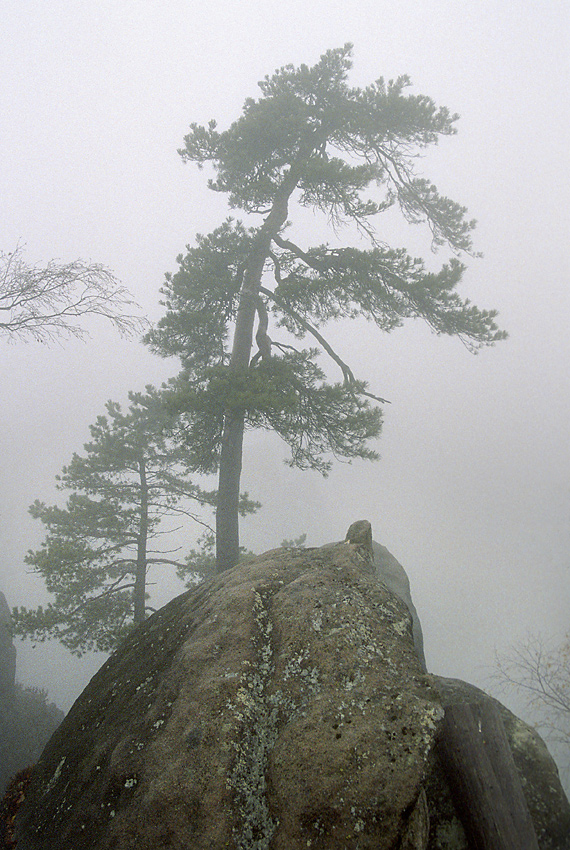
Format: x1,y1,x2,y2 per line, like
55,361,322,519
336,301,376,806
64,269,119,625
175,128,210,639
215,243,265,574
216,411,245,572
134,456,149,622
215,174,299,573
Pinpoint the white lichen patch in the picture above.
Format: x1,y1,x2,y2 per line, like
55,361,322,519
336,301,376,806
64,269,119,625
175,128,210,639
391,617,410,637
311,609,323,632
44,757,66,794
227,589,280,850
282,651,321,700
135,675,154,693
414,701,445,757
342,668,364,693
509,715,543,752
300,666,321,690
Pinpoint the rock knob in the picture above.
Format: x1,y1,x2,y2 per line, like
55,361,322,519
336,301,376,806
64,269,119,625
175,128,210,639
344,520,373,563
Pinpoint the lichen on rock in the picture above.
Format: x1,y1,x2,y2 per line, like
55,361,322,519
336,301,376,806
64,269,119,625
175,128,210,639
15,538,441,849
15,535,568,849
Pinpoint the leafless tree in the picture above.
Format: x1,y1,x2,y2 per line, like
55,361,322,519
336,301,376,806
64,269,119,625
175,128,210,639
0,244,146,342
494,632,570,777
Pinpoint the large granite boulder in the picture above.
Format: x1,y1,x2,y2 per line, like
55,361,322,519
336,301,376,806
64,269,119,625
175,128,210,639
11,533,570,849
15,535,441,850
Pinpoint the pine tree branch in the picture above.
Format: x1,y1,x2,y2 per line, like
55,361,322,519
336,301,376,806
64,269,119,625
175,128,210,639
145,557,189,569
250,296,272,365
259,278,390,405
66,577,135,618
272,234,336,271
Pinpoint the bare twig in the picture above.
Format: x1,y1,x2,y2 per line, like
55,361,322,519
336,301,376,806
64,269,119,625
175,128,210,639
0,244,147,343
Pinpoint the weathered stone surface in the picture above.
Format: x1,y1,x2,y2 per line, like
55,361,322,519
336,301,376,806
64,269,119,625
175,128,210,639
328,529,427,671
424,676,570,850
372,543,427,672
15,541,442,850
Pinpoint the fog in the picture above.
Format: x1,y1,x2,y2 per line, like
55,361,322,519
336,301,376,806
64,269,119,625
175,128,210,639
1,0,569,783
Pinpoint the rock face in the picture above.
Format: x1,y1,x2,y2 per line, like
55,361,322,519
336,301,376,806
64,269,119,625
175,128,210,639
0,592,64,795
13,536,570,849
372,542,427,672
15,538,441,850
425,677,570,850
334,528,426,671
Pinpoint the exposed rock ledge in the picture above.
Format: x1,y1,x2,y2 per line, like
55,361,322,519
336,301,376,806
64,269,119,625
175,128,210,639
13,535,570,849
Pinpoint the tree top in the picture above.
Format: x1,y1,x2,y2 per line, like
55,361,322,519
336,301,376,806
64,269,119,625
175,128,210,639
178,45,472,252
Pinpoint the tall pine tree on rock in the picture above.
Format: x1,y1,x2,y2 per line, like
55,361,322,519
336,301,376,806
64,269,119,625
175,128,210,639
146,45,507,572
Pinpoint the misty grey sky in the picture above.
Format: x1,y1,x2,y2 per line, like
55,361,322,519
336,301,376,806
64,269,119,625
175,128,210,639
1,0,569,776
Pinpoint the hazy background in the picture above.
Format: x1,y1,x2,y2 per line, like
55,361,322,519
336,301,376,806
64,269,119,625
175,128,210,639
1,0,569,783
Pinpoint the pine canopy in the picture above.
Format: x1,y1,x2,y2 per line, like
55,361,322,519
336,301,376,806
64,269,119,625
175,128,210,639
146,45,507,570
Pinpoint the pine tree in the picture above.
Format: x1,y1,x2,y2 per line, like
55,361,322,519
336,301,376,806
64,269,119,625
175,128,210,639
146,44,507,572
12,388,247,654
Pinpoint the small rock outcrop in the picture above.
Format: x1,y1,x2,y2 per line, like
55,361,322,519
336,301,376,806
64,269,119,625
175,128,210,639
15,536,441,850
425,677,570,850
0,592,64,795
334,529,426,670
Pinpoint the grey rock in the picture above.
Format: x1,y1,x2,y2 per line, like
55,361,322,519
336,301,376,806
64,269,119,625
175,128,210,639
12,538,569,849
425,676,570,850
344,519,373,561
16,540,441,850
0,590,64,794
372,542,427,672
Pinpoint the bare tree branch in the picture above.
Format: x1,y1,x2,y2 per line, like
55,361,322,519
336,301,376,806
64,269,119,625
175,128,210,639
493,633,570,778
0,244,147,343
